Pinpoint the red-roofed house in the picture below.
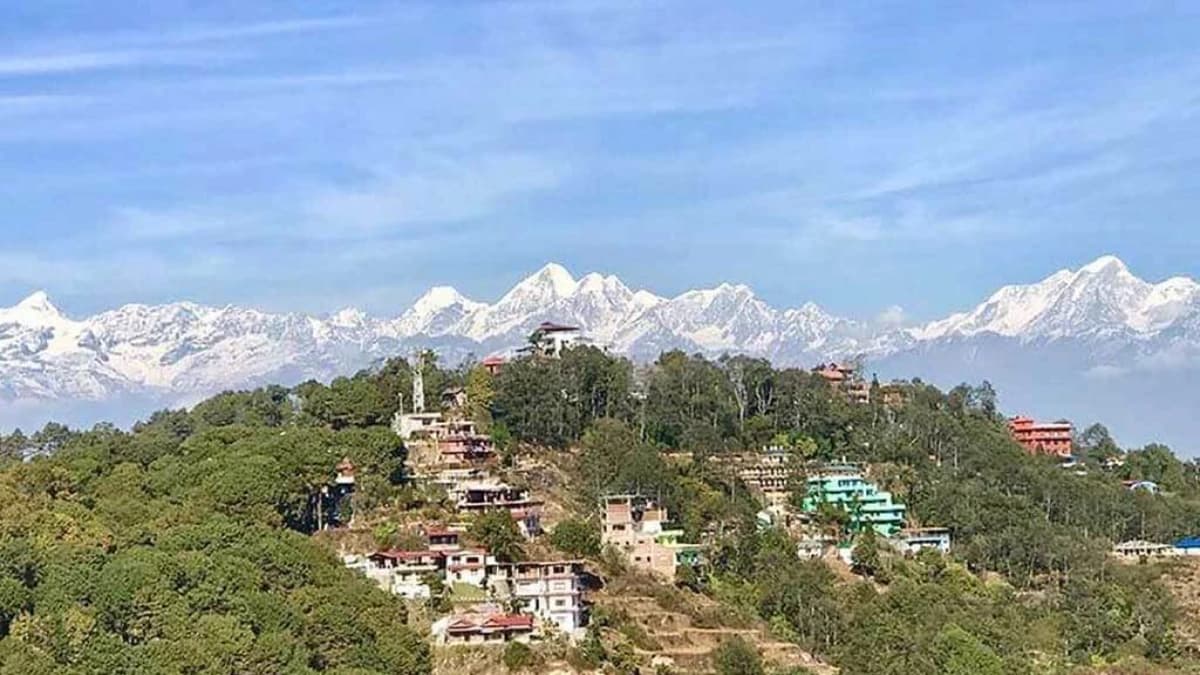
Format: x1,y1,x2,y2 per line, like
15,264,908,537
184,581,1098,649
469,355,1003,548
440,612,535,645
481,355,506,375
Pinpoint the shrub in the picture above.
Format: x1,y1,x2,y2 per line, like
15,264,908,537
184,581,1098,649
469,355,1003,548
503,640,536,672
713,636,764,675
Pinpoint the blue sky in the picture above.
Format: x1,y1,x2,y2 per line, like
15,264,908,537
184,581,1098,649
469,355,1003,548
2,1,1198,321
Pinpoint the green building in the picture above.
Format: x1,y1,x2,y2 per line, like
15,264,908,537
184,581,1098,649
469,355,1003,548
656,530,705,567
802,467,906,536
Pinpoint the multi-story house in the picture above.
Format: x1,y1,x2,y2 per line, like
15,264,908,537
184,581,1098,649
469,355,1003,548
524,321,585,357
737,446,795,514
488,560,586,634
1008,416,1073,457
452,480,543,537
361,550,443,599
601,494,703,579
444,548,493,587
801,466,907,537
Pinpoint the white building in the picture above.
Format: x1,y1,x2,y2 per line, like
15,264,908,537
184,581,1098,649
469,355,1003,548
488,560,587,634
1113,540,1178,560
351,550,443,599
395,411,446,440
526,322,585,357
445,548,493,587
894,528,952,555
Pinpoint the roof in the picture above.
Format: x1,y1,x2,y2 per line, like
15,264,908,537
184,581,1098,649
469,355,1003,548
446,613,535,634
536,321,579,332
503,559,584,568
483,614,535,630
446,547,489,557
1009,416,1072,429
369,549,443,561
481,355,506,366
1176,536,1200,548
1115,539,1172,550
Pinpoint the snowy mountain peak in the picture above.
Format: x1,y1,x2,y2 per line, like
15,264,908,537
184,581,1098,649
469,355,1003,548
576,272,627,295
915,255,1200,341
1,290,69,327
1079,254,1130,275
13,290,61,314
5,257,1200,448
330,307,369,327
523,262,578,297
412,286,480,314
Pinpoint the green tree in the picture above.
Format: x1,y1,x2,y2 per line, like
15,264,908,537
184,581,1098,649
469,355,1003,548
931,624,1005,675
469,510,524,562
548,519,600,557
851,528,882,578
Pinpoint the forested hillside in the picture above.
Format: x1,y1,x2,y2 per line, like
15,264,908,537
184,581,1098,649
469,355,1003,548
1,347,1199,673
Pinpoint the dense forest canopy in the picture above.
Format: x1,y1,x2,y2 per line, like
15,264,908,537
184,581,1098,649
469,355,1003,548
1,346,1199,673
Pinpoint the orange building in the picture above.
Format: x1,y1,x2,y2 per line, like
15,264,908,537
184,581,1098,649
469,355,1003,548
1008,416,1073,457
813,363,870,404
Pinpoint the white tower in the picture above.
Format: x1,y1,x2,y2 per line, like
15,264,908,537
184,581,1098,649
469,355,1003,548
411,352,425,414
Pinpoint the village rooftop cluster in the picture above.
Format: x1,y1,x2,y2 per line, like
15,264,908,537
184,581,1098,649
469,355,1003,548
325,322,1182,650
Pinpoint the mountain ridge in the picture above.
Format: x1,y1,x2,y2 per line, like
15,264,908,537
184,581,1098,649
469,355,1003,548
4,255,1200,449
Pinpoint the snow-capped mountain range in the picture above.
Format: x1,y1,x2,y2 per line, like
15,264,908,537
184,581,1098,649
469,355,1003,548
3,255,1200,449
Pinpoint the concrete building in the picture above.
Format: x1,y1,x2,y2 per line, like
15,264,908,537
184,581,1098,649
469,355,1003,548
601,494,702,578
801,466,907,537
895,527,952,555
1008,416,1073,457
526,321,585,357
445,548,492,587
360,550,443,599
737,446,795,515
796,534,835,560
488,560,587,634
1113,540,1178,560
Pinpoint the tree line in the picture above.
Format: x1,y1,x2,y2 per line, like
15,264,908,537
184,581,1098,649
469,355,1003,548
2,346,1200,672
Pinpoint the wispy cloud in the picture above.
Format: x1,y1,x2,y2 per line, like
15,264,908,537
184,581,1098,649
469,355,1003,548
106,153,568,243
136,16,373,46
0,50,154,75
0,47,238,76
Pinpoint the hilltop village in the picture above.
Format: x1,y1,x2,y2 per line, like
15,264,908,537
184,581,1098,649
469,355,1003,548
301,322,1200,673
2,320,1200,674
